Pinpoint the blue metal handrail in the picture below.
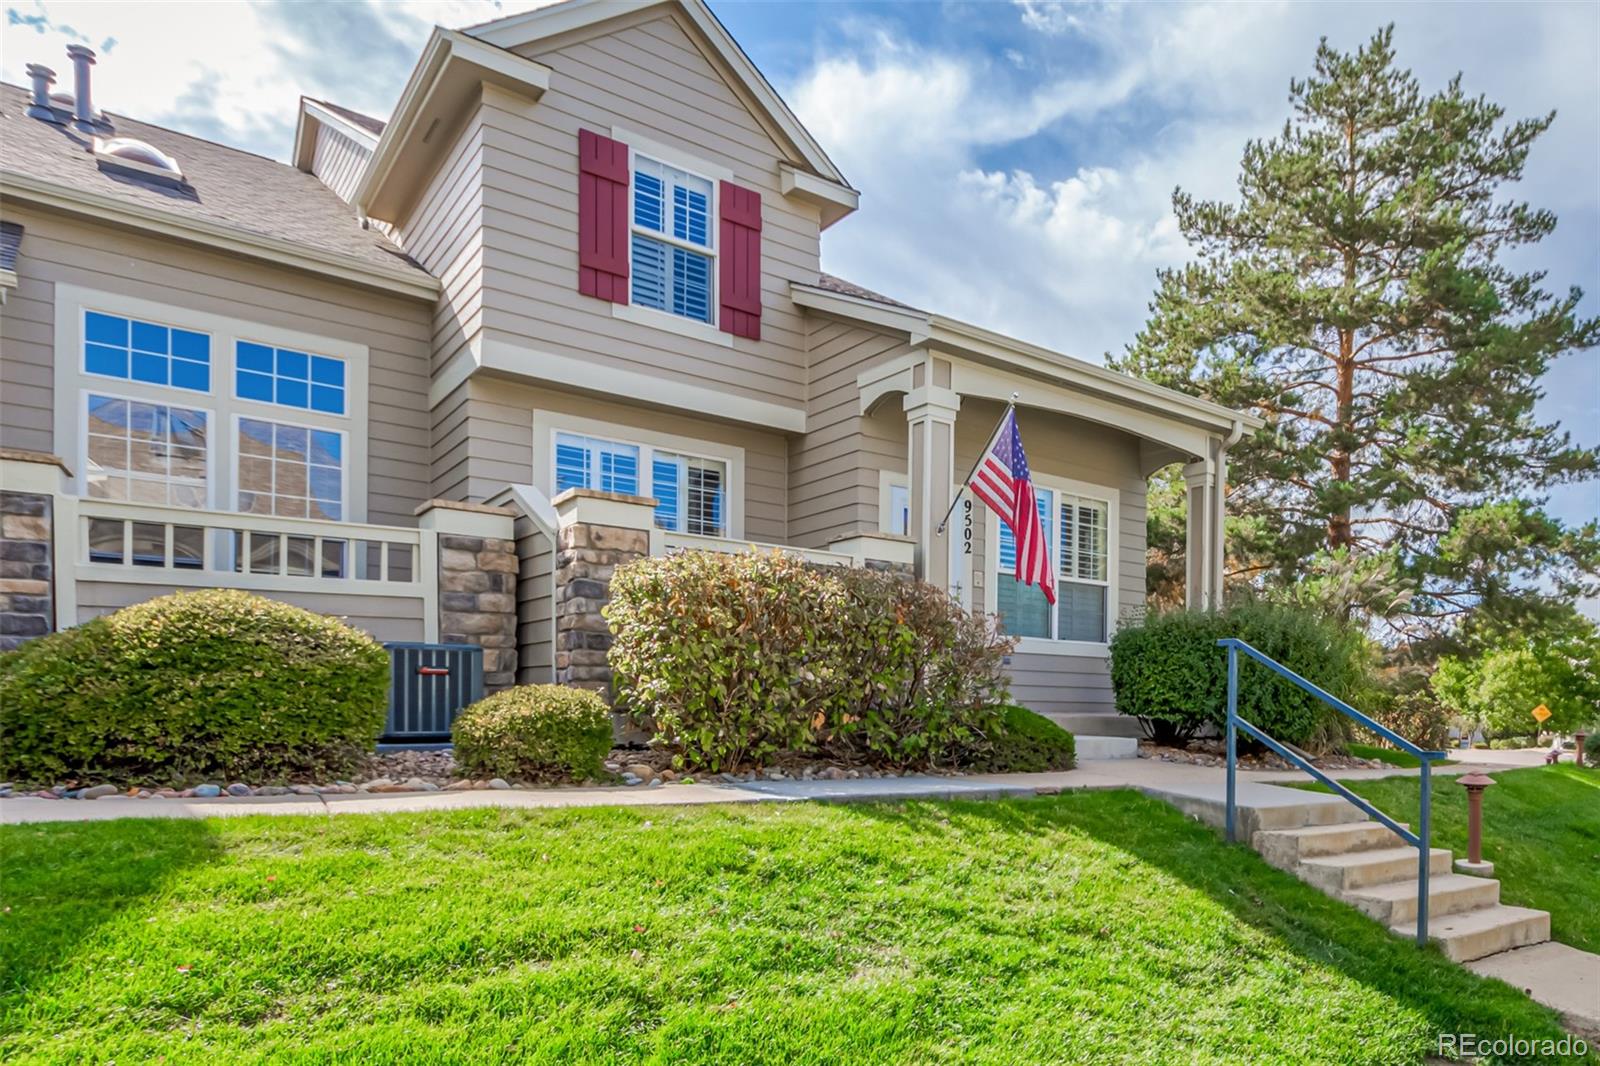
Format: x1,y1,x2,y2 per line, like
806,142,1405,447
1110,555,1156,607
1217,637,1448,946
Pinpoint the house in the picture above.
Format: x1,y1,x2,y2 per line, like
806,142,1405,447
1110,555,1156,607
0,0,1260,747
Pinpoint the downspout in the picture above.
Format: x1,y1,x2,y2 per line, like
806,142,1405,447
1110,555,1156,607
1213,419,1244,608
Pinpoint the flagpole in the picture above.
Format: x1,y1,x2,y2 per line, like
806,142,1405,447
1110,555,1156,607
935,392,1018,535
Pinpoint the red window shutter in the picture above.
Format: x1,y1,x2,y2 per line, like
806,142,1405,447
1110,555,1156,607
578,129,629,303
718,181,761,340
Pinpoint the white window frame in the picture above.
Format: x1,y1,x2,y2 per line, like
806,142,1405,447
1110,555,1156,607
53,285,370,522
610,126,733,348
983,473,1119,657
229,413,351,524
532,410,744,539
78,389,217,510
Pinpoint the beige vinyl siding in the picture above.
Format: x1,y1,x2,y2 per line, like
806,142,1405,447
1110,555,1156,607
0,206,434,526
513,512,556,684
75,581,425,642
954,396,1147,716
789,318,912,547
439,376,789,541
454,10,818,415
311,124,372,204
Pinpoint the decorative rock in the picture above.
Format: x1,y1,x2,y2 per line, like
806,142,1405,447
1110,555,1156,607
157,788,182,798
226,783,253,797
488,778,512,790
358,779,394,793
136,789,152,798
193,784,222,798
257,786,292,797
621,773,642,786
647,779,663,788
80,783,118,799
290,784,318,795
659,769,677,782
444,779,475,791
403,777,439,792
33,790,59,799
765,771,786,781
624,763,654,780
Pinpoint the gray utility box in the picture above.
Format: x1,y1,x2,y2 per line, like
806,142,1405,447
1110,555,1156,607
382,642,484,741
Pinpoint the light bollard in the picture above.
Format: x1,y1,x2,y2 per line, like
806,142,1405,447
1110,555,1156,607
1453,771,1496,877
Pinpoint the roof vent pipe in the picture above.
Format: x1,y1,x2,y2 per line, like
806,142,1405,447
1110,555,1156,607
66,44,98,130
25,63,61,123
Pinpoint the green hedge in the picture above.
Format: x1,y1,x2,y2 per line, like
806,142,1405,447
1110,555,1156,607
1108,603,1370,748
605,551,1014,772
452,685,614,781
963,705,1077,773
0,590,389,784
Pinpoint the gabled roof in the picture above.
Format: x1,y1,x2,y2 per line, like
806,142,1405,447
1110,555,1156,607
315,99,386,137
0,83,436,299
816,272,920,312
465,0,851,189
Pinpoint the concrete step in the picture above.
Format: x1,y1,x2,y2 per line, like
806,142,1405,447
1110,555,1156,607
1393,904,1551,963
1343,873,1502,926
1253,820,1409,869
1040,712,1142,739
1143,785,1367,838
1297,846,1453,893
1073,735,1138,760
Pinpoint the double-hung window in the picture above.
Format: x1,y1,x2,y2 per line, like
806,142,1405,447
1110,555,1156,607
552,430,729,538
995,487,1113,644
630,156,714,324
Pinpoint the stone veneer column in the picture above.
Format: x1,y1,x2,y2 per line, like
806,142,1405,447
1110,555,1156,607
416,500,519,691
0,451,72,650
552,488,658,699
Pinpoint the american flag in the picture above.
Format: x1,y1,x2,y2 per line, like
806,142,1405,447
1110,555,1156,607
968,408,1056,605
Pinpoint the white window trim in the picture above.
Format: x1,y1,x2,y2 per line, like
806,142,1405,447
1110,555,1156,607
612,125,730,346
78,388,218,510
53,284,370,522
229,413,351,524
531,410,744,539
983,472,1119,658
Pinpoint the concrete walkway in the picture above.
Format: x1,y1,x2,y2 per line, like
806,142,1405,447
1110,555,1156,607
0,751,1536,826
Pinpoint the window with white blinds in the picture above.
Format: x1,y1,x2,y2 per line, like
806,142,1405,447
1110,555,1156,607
630,156,714,324
995,487,1113,644
553,430,728,537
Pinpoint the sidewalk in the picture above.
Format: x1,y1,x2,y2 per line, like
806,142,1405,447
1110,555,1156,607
0,751,1524,826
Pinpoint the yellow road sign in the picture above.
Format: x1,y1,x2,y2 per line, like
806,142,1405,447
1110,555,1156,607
1532,704,1552,723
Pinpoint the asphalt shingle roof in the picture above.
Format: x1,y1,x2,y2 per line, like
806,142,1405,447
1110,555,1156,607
0,84,427,281
815,272,922,312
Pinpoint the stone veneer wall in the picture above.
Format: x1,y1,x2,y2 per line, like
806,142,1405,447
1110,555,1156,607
437,532,519,691
554,519,649,698
0,490,54,650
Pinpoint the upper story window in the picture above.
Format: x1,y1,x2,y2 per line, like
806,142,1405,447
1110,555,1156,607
236,342,347,415
996,487,1113,644
84,311,211,392
630,156,714,324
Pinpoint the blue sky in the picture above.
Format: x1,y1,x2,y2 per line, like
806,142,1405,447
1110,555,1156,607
5,0,1597,549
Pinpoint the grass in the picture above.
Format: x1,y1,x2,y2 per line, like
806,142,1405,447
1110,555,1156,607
1345,742,1458,769
1315,764,1600,953
2,792,1588,1065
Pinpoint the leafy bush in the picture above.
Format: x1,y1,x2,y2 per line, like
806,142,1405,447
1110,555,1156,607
606,551,844,771
452,685,613,781
962,705,1077,773
1108,603,1371,749
1366,689,1452,751
822,569,1013,768
0,589,388,784
605,551,1015,772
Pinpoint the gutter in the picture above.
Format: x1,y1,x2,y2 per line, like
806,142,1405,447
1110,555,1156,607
0,170,440,302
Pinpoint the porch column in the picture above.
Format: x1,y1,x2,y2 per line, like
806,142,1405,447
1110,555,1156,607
551,488,656,700
904,380,961,591
416,499,519,691
1183,450,1224,610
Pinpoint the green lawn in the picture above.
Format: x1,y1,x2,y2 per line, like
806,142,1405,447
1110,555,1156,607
1345,742,1458,769
2,792,1586,1065
1321,764,1600,953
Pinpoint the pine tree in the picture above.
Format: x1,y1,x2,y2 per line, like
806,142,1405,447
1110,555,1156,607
1114,26,1600,649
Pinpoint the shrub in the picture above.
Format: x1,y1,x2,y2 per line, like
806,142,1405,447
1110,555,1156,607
1367,690,1452,751
962,705,1077,773
452,685,613,781
606,550,843,772
605,551,1015,772
1108,602,1371,749
823,568,1013,768
0,589,388,784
